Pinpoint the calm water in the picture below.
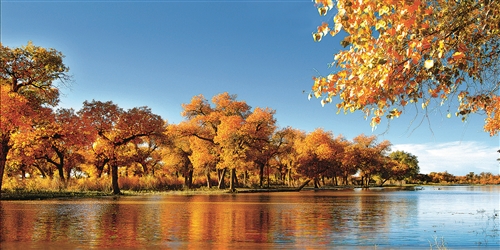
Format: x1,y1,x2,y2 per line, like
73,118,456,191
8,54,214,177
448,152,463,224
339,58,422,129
0,186,499,249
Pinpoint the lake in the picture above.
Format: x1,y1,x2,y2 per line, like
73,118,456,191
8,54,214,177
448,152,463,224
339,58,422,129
0,186,499,249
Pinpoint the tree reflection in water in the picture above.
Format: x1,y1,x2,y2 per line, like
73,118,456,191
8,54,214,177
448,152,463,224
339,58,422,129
0,187,498,249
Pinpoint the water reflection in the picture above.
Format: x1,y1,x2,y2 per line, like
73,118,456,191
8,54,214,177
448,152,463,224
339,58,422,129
1,186,499,249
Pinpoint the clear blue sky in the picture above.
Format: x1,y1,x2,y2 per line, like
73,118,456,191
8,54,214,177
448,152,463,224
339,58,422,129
2,0,498,175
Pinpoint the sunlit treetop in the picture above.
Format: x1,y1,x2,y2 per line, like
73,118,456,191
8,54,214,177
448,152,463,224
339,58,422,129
0,42,70,107
311,0,500,135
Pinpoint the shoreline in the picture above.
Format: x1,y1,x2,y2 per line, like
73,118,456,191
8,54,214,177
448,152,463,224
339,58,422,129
2,184,497,200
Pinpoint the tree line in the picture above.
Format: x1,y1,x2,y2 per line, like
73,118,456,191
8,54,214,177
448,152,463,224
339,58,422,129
0,42,427,195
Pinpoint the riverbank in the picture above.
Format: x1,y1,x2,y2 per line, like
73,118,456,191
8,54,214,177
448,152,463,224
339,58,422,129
2,183,497,200
0,185,416,200
0,190,113,200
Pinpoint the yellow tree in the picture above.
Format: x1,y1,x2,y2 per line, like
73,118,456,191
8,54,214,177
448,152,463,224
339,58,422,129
0,42,69,192
269,127,305,187
189,134,218,188
163,123,195,188
340,140,361,185
181,93,252,190
311,0,500,135
215,115,247,191
241,107,277,187
295,128,344,188
351,134,392,186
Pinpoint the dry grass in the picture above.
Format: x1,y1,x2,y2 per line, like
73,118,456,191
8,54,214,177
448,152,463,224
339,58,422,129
1,175,185,193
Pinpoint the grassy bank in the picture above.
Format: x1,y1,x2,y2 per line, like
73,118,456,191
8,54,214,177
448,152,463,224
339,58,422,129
1,175,495,200
0,190,113,200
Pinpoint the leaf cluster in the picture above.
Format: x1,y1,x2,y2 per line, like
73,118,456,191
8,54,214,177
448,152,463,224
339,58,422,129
312,0,500,135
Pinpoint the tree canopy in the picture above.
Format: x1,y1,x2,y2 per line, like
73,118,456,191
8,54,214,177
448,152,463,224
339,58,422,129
0,42,69,191
311,0,500,135
3,42,498,194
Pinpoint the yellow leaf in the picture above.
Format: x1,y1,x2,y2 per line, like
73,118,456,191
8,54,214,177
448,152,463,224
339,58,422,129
378,6,390,16
318,7,328,16
424,60,434,69
375,20,386,30
334,22,342,33
452,52,465,60
422,100,429,109
313,32,323,42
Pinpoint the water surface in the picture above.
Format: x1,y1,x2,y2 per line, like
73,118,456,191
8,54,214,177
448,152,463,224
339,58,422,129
1,186,498,249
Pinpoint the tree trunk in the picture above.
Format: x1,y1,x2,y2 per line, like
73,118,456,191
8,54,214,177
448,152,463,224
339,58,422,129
184,169,193,189
243,170,247,187
297,179,311,191
217,168,226,189
287,168,293,187
111,163,121,195
57,164,65,183
0,134,12,194
66,166,71,181
267,165,270,188
206,169,211,189
314,177,320,188
233,169,239,187
34,165,47,178
96,168,103,178
53,148,66,183
141,163,148,176
258,163,265,188
379,178,389,187
229,168,236,192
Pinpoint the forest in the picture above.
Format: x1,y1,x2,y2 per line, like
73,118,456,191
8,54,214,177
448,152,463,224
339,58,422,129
1,43,499,197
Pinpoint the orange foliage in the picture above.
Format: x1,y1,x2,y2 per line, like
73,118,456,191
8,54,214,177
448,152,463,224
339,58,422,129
311,0,500,134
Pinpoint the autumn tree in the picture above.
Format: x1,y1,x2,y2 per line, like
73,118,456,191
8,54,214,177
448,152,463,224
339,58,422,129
237,107,277,188
163,123,195,188
0,42,69,192
181,94,222,188
79,100,165,194
181,92,277,191
269,127,305,187
295,128,344,188
337,140,358,185
30,108,89,183
5,131,38,179
351,135,391,186
214,115,248,191
181,93,251,190
123,135,164,177
311,0,500,135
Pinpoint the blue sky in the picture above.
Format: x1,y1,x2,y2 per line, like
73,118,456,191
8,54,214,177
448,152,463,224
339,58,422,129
1,0,498,175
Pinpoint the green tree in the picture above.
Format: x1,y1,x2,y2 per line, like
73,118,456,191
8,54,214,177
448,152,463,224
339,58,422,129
378,151,419,185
